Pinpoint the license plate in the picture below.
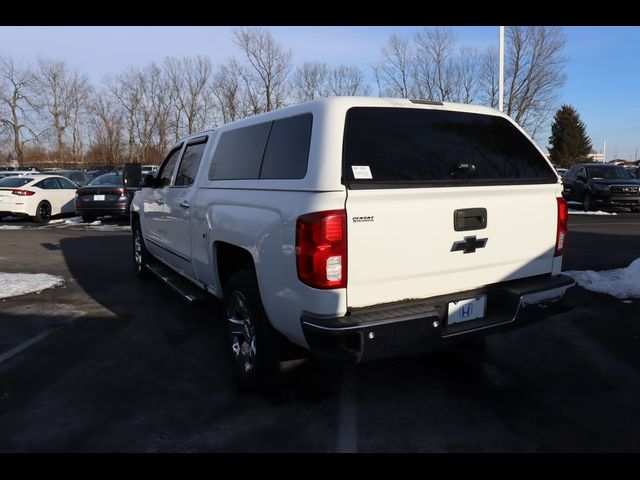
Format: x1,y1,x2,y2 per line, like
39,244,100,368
447,296,486,325
93,194,105,201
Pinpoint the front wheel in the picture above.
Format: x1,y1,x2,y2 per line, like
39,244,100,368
582,194,592,212
33,201,52,223
224,270,280,392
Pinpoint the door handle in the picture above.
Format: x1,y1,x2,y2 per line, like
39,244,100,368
178,199,190,209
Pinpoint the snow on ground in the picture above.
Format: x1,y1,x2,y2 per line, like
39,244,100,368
0,272,65,299
0,225,23,230
565,258,640,299
566,202,618,215
568,210,618,216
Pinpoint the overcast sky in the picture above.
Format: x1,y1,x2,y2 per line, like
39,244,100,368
2,26,640,160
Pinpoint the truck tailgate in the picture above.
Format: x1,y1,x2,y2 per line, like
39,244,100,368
346,184,558,308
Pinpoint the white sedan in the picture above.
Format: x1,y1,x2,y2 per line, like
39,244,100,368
0,174,79,223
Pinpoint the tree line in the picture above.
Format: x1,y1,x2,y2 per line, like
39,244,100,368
0,26,566,168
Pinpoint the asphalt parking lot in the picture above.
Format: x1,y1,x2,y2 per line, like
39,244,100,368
1,213,640,452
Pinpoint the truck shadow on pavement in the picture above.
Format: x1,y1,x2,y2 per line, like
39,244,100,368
56,234,347,403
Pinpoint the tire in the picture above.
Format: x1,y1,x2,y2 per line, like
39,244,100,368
82,215,96,223
33,201,52,223
132,220,151,279
631,207,640,214
582,193,592,212
224,270,281,392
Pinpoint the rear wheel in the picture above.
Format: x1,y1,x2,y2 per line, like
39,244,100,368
224,270,281,392
33,201,52,223
82,215,96,223
132,220,151,279
582,193,592,212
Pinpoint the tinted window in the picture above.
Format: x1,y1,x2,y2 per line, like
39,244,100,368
343,107,556,187
175,138,207,187
89,174,122,186
0,177,33,187
58,177,78,189
585,166,632,180
159,146,183,187
35,178,61,189
260,114,312,179
209,122,271,180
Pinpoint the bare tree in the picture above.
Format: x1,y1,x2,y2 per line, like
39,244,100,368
328,65,371,96
453,47,481,104
0,56,39,165
104,69,142,161
374,34,414,98
211,59,248,124
164,56,214,138
414,27,458,101
35,58,71,159
67,71,92,161
149,62,174,153
234,26,292,113
292,61,330,102
479,46,499,109
88,90,124,165
503,26,567,137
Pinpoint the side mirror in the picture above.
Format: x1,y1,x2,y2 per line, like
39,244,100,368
142,173,157,188
122,163,142,189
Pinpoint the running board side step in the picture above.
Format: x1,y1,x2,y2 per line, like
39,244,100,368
145,262,208,304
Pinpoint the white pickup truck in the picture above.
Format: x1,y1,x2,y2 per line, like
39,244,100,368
129,97,575,391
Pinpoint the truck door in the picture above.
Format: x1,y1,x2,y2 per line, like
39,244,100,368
141,143,183,261
161,135,209,277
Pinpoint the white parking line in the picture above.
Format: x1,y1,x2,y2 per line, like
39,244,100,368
0,328,60,364
336,365,358,453
0,312,84,364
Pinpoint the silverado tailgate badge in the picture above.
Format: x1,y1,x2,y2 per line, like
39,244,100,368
451,235,488,254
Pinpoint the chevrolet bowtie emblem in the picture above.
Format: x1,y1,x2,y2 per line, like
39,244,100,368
451,235,488,254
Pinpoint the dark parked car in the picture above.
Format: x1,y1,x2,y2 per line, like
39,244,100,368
57,170,93,187
562,163,640,212
74,173,136,222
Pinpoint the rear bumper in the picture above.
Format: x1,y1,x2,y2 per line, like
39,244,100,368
301,274,575,362
75,206,129,217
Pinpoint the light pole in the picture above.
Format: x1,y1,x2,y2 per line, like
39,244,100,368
499,26,504,113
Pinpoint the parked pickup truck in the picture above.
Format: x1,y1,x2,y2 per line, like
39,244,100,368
129,97,575,391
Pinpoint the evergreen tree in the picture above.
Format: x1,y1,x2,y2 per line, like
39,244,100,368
548,105,593,168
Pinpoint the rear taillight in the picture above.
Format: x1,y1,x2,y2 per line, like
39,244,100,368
11,189,35,196
296,209,347,289
555,196,568,256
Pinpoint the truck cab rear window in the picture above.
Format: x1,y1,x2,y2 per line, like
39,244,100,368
209,113,312,181
343,107,556,188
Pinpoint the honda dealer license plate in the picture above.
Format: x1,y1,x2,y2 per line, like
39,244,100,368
93,194,105,201
447,296,486,325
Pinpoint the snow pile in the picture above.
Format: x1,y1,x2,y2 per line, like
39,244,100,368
0,225,23,230
48,216,100,226
0,272,65,299
566,201,618,215
568,210,617,216
565,258,640,299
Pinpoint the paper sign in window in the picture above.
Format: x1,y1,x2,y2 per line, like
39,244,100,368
351,165,372,179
